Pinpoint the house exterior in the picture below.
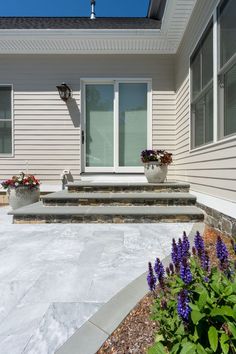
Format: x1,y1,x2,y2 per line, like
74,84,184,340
0,0,235,221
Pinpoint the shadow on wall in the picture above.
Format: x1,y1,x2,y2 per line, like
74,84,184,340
66,98,80,128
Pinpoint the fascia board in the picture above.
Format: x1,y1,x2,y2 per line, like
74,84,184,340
0,28,161,39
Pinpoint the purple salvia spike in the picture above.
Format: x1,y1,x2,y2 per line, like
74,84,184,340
147,262,156,292
177,290,191,322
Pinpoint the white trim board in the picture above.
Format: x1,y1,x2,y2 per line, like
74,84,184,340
190,190,236,219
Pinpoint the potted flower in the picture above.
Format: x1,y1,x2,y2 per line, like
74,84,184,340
1,172,40,210
141,149,172,183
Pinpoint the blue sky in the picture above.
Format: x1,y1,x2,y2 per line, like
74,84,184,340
0,0,150,17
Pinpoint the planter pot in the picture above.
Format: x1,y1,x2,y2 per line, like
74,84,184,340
8,186,40,210
143,162,168,183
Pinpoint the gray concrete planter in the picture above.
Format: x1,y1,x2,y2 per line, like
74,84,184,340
144,162,168,183
8,186,40,210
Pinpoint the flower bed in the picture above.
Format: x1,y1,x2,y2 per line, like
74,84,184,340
97,227,236,354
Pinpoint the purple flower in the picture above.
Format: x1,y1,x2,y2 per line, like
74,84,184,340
177,290,191,322
180,258,192,285
147,262,156,292
178,238,183,262
171,239,180,268
204,276,209,283
169,263,175,275
154,258,165,287
166,267,170,276
182,231,190,258
194,231,205,258
161,299,167,310
201,251,210,272
216,236,229,269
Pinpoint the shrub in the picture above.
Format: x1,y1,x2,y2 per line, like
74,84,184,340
147,231,236,354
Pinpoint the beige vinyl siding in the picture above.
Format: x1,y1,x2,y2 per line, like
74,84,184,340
175,0,236,203
0,54,175,184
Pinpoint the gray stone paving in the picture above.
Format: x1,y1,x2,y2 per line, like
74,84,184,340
0,207,194,354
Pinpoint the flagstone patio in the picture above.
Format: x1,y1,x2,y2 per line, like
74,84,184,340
0,207,194,354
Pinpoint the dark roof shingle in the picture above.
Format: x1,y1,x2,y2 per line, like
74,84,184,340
0,17,161,30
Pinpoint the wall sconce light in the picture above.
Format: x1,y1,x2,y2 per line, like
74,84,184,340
56,83,72,101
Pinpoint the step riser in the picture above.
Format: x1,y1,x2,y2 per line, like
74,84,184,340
13,214,204,224
43,199,196,207
68,186,190,193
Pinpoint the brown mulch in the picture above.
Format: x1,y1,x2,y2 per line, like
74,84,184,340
97,226,235,354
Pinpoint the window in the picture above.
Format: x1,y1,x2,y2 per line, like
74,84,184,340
191,23,213,148
190,0,236,149
218,0,236,137
0,86,12,155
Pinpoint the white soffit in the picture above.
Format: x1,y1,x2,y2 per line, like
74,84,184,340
0,0,197,54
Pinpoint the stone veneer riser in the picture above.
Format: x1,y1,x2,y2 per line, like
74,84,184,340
43,198,196,207
13,214,204,224
68,185,190,193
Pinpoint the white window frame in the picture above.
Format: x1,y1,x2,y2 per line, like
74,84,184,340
80,78,152,173
189,0,236,153
217,0,236,140
190,20,214,149
0,84,14,158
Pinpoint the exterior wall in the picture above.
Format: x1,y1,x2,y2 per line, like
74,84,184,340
175,0,236,203
0,54,175,185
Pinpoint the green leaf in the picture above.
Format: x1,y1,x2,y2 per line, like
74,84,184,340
170,343,181,354
228,322,236,339
155,334,164,343
180,342,196,354
208,326,218,352
232,282,236,293
223,285,233,296
191,310,205,324
211,281,220,294
198,291,208,310
228,295,236,303
193,326,199,342
189,303,200,311
196,343,208,354
220,333,229,354
210,306,234,317
233,305,236,320
148,342,166,354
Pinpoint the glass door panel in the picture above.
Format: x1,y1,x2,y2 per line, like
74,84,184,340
118,83,147,167
85,84,114,167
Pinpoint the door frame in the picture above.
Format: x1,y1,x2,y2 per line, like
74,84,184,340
80,78,152,173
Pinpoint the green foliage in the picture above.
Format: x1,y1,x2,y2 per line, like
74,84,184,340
148,242,236,354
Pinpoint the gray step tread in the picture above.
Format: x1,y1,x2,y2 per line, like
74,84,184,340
10,202,203,216
42,191,196,201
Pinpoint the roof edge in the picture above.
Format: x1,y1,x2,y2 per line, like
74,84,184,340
147,0,167,20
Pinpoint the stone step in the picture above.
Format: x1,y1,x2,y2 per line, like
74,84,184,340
10,202,204,224
67,181,190,193
42,191,196,206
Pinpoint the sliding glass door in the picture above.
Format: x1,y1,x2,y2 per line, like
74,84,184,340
83,80,151,172
85,84,114,168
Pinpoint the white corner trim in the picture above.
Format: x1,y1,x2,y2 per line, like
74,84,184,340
190,190,236,219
